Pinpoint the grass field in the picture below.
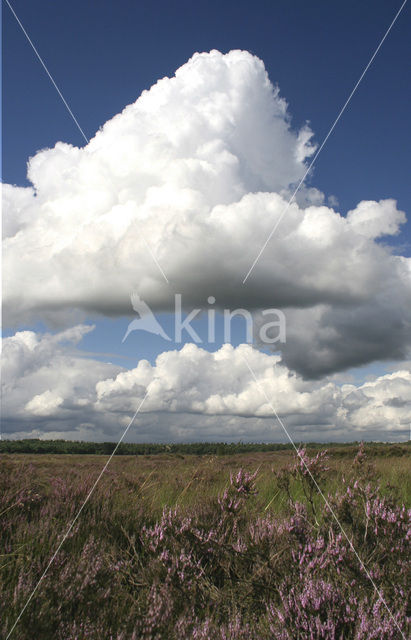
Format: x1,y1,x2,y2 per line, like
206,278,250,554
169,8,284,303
1,444,410,639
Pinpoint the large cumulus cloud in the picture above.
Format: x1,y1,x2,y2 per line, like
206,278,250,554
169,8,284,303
3,49,411,378
3,50,314,320
2,327,410,441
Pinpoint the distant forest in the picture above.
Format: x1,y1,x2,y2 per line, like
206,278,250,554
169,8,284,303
0,439,409,457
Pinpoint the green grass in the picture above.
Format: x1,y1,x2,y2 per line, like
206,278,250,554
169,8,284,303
2,445,409,515
1,444,410,639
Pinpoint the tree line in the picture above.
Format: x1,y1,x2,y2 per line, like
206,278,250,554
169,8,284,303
0,439,408,456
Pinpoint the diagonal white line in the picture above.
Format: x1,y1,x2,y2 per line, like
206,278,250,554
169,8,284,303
4,0,171,286
5,391,150,639
243,0,408,284
141,235,170,284
240,351,406,639
4,0,89,144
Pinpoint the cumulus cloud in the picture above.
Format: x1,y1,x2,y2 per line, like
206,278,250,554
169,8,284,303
95,343,411,436
254,260,411,377
2,327,410,441
346,199,406,239
1,325,121,436
3,50,315,320
2,49,411,378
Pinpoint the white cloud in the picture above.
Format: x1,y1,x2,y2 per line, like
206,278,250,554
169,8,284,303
95,342,411,435
3,50,315,320
346,199,405,239
340,371,411,430
25,390,64,416
95,343,335,418
2,49,411,378
2,327,409,441
1,325,121,435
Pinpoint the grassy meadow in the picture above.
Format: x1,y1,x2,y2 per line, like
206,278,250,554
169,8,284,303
1,444,410,638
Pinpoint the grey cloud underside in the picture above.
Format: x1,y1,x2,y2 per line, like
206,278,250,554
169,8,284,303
256,279,411,377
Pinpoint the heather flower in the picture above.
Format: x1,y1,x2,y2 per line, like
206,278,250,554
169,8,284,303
268,578,356,639
2,448,410,640
230,469,258,496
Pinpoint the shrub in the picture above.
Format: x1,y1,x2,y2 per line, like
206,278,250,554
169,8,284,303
1,446,409,639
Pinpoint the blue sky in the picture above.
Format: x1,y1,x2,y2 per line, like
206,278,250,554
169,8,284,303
4,0,410,218
2,1,411,441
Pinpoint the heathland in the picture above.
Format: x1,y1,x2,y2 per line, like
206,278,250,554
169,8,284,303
1,443,410,639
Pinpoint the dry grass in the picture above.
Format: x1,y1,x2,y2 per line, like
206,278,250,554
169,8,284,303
1,446,409,639
2,448,409,516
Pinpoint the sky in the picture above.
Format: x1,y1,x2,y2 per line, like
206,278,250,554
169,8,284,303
2,0,411,443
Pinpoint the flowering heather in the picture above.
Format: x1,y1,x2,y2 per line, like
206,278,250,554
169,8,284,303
0,446,409,639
